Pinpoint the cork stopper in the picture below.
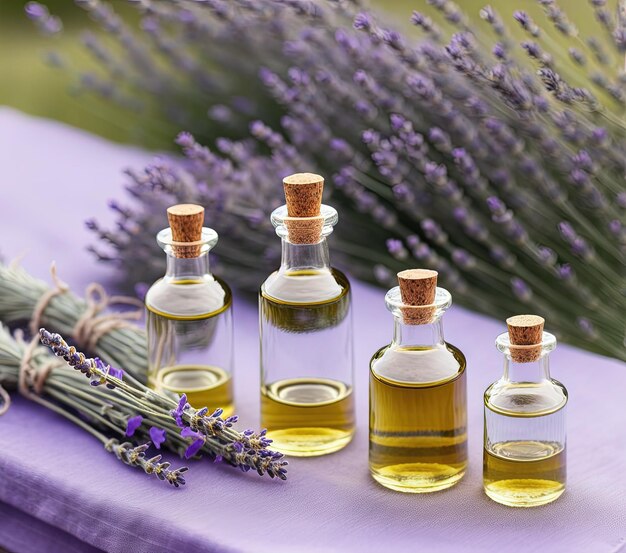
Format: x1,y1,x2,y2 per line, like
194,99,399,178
282,173,324,244
506,314,545,363
397,269,438,324
283,173,324,217
167,204,204,258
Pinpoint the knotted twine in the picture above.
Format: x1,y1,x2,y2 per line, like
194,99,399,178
0,331,64,416
0,263,144,414
29,263,144,353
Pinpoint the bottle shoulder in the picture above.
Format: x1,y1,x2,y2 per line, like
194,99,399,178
484,378,567,416
146,275,231,319
370,343,465,387
261,267,350,305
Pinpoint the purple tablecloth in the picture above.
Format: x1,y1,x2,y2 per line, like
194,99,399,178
0,108,625,553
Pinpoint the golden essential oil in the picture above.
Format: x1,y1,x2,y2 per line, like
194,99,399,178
154,363,234,417
261,377,355,456
369,345,468,493
483,437,566,508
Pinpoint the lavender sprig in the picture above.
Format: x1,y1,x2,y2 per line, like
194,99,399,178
0,325,187,486
39,329,288,479
105,440,188,487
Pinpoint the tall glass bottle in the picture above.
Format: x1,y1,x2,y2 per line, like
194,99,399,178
369,269,468,492
145,204,234,416
260,173,355,457
484,315,567,507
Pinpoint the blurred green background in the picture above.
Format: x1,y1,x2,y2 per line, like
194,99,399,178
0,1,605,148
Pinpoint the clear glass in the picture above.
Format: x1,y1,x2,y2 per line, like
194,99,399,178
146,227,234,416
483,331,567,507
369,287,468,492
259,204,355,457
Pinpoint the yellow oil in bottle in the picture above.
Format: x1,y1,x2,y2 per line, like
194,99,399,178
369,345,468,493
146,277,233,416
261,377,355,456
155,364,234,417
484,439,566,507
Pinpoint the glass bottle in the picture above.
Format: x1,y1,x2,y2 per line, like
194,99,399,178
145,204,234,416
260,173,355,457
483,315,567,507
369,269,468,492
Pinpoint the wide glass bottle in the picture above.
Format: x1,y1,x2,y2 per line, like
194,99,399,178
484,315,567,507
145,204,234,416
260,173,355,457
369,269,468,492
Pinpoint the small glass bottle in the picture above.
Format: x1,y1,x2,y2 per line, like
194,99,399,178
260,173,355,457
369,269,468,492
483,315,567,507
145,204,234,416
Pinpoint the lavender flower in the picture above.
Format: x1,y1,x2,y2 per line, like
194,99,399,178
149,427,166,449
125,415,143,437
26,1,624,360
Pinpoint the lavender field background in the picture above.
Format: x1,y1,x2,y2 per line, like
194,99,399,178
0,1,609,148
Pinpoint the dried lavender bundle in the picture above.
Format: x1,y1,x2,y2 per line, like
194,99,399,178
27,1,625,359
0,326,187,486
38,329,288,479
0,263,147,381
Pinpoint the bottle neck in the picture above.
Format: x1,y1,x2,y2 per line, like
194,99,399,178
165,252,211,281
280,237,331,272
392,315,446,348
503,355,551,383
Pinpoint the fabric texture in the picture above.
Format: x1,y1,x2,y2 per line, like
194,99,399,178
0,108,624,553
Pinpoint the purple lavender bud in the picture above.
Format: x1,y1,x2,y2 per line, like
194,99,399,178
572,150,594,172
558,221,577,243
175,131,195,148
353,12,372,31
373,264,392,284
386,238,406,259
618,192,626,209
511,277,532,302
609,219,622,236
424,162,447,185
125,415,143,437
149,427,167,450
577,317,597,337
536,246,557,267
25,2,47,19
492,244,514,268
208,104,232,122
557,263,574,281
421,219,447,245
522,41,542,59
390,113,406,132
486,196,507,217
492,42,506,59
614,28,626,52
393,183,411,201
428,127,451,152
452,249,476,269
568,47,585,65
406,235,420,248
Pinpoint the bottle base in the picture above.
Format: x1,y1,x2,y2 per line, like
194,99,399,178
266,428,354,457
484,479,565,507
370,463,466,493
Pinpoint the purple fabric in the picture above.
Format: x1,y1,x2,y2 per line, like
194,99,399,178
0,108,625,553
